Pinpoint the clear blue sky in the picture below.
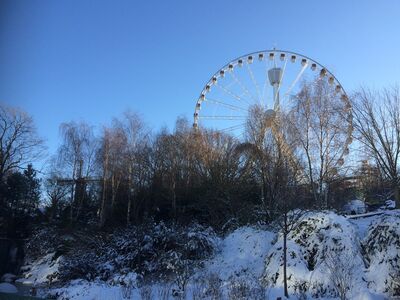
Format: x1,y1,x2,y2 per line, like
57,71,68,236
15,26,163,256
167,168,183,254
1,0,400,164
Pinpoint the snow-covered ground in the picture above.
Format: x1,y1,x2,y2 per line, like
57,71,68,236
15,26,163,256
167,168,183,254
204,226,275,281
3,210,399,299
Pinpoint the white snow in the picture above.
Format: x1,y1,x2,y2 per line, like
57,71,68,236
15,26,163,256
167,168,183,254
17,252,62,285
344,199,367,214
382,199,396,209
49,279,140,300
349,213,381,238
204,226,275,280
263,211,368,298
20,210,400,299
362,212,400,294
0,282,18,293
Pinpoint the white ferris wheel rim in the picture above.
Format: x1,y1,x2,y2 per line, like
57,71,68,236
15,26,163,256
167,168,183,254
193,49,353,163
193,49,351,128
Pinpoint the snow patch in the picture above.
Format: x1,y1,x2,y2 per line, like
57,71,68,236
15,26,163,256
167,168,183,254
363,212,400,294
17,252,62,285
263,211,367,298
204,226,275,280
0,282,18,293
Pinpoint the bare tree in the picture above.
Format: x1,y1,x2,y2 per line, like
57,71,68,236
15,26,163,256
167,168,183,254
99,111,151,227
57,121,98,223
155,130,180,219
324,250,357,300
266,129,305,299
0,104,45,182
99,126,122,227
352,87,400,208
241,105,301,217
241,107,305,297
119,111,151,225
289,80,352,208
45,157,70,222
195,128,243,224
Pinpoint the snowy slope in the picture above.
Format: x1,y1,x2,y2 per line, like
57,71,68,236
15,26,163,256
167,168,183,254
362,211,400,294
15,210,400,299
204,226,275,280
263,211,369,298
17,252,63,285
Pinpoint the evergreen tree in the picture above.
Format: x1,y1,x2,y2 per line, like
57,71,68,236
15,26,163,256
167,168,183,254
0,164,41,237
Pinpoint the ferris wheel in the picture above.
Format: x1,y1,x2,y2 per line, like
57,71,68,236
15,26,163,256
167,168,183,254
193,49,353,164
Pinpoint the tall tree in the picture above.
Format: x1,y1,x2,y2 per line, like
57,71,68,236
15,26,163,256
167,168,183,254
0,104,45,182
242,108,305,298
352,87,400,208
241,105,300,217
1,164,41,237
289,80,352,208
57,121,98,223
45,157,70,222
120,111,151,225
99,111,151,226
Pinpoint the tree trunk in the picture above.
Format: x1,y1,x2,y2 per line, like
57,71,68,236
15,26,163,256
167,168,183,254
324,182,329,209
394,182,400,209
100,151,109,227
171,179,176,219
283,213,289,298
127,165,132,226
70,184,75,225
50,197,58,222
127,196,132,226
111,175,116,217
100,178,108,227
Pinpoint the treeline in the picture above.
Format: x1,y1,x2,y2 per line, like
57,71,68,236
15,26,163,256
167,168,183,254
1,82,400,236
46,114,261,229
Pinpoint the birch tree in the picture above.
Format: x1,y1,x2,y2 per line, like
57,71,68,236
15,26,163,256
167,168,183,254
352,87,400,208
289,80,352,208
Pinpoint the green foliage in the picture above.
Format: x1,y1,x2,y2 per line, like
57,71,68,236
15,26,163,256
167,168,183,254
0,164,41,237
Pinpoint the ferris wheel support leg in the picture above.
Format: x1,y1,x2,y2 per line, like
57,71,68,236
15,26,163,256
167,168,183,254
273,84,280,111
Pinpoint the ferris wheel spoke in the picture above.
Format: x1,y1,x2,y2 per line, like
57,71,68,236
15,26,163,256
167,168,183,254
215,82,253,106
245,63,262,104
282,62,309,103
199,115,247,120
273,58,288,108
236,131,246,141
219,123,246,133
229,71,259,103
204,97,248,112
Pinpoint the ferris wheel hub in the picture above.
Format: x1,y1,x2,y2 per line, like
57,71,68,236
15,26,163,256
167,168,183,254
268,67,283,85
265,109,276,119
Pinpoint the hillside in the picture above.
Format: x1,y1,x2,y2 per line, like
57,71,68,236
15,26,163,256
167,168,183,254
3,210,399,299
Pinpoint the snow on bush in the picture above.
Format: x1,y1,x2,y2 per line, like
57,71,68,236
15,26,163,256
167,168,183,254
363,212,400,295
18,252,63,285
22,221,218,289
262,211,366,298
23,210,400,299
205,226,275,281
108,221,218,281
25,226,64,260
